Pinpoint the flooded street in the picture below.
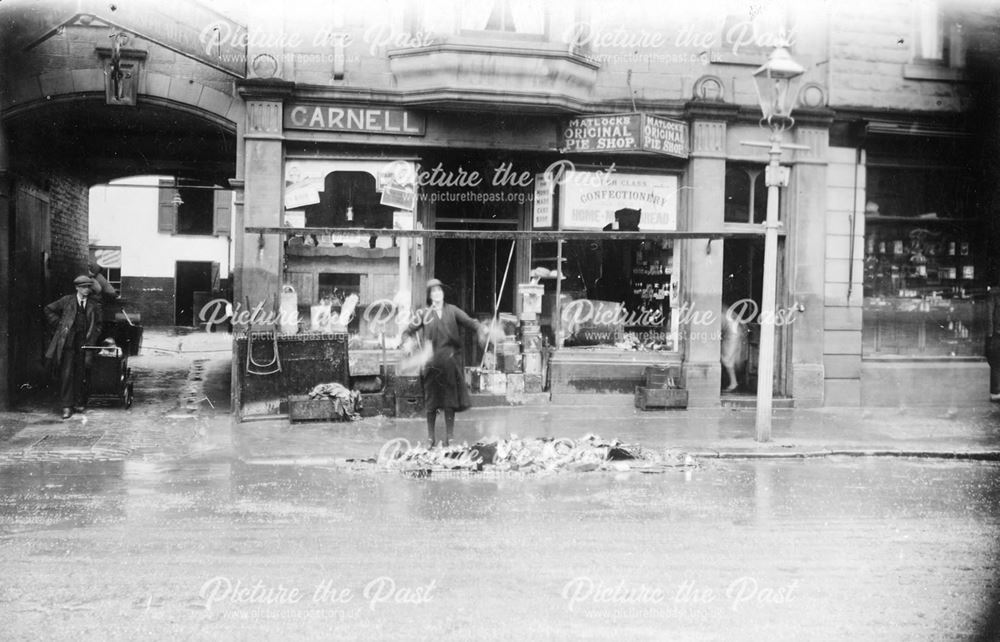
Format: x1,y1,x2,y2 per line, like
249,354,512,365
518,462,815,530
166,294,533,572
2,455,998,640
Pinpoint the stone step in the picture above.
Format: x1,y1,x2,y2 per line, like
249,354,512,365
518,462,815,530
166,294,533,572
721,395,795,409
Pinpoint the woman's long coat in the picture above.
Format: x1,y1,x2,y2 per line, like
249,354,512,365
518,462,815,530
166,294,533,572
404,303,481,412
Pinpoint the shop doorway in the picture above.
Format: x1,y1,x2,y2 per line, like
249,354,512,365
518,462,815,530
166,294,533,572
175,261,216,327
721,238,787,397
434,232,517,365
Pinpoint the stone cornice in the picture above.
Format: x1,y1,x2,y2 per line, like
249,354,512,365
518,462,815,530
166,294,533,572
683,100,740,122
237,79,296,101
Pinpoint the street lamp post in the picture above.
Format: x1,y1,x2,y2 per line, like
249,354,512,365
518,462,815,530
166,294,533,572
751,42,804,442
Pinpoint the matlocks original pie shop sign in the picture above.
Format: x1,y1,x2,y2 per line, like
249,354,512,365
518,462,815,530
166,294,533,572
561,113,688,158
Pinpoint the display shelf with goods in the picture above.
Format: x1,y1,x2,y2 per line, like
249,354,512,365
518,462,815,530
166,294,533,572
625,240,676,350
862,216,988,357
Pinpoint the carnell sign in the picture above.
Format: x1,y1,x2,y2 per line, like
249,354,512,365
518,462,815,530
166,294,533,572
561,113,688,158
284,104,426,136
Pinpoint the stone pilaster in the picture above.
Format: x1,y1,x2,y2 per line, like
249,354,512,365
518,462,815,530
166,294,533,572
787,125,830,407
682,119,728,408
236,81,293,329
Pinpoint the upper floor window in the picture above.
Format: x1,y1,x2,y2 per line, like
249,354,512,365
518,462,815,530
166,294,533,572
914,0,966,68
157,180,233,237
724,165,773,224
461,0,546,36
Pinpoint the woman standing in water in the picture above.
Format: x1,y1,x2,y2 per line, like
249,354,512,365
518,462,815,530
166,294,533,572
402,279,497,446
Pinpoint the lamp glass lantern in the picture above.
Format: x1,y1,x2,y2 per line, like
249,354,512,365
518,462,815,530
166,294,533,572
752,43,805,126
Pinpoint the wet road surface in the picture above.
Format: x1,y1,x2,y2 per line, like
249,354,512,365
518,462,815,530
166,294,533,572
2,454,998,640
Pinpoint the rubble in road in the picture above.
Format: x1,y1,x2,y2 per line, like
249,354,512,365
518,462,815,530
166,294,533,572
372,434,698,476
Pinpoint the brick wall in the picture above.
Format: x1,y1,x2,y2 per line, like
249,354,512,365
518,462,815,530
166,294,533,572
48,174,90,294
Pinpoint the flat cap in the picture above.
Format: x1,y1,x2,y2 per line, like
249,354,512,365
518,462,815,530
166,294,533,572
73,275,94,286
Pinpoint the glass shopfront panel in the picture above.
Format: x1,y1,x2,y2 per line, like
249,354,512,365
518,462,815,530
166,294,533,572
862,164,988,357
541,169,682,352
282,159,416,344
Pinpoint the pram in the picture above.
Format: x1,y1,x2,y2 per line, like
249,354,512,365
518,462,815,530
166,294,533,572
81,344,135,408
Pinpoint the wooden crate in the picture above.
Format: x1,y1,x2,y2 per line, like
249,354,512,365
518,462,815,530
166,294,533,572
634,386,689,410
289,395,349,422
390,375,423,398
524,374,544,393
395,395,425,418
497,351,522,374
359,392,395,417
644,365,684,389
523,350,543,375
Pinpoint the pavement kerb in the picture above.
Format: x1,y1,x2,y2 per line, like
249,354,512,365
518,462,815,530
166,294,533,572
236,448,1000,467
692,449,1000,460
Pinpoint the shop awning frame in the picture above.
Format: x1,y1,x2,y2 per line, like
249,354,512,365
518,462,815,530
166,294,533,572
244,227,775,240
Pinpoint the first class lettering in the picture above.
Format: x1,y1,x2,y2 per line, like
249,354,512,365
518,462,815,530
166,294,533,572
284,105,425,135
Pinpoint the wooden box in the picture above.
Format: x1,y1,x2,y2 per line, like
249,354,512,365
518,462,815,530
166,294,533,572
644,365,684,389
487,372,507,395
395,395,424,418
391,375,423,398
360,392,395,417
289,395,349,422
523,336,543,351
506,373,525,395
524,374,544,393
497,351,522,374
634,386,689,410
523,350,543,375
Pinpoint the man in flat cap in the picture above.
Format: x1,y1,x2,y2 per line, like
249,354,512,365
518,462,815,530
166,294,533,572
44,275,103,419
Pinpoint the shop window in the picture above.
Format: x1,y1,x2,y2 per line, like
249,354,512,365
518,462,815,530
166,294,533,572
724,165,770,224
303,171,395,232
862,164,987,357
532,237,678,352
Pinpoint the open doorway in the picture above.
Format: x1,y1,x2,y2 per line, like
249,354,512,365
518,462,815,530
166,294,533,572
722,238,787,396
434,234,517,366
175,261,215,327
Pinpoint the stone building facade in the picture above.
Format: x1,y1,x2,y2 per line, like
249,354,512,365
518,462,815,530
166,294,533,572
1,0,997,410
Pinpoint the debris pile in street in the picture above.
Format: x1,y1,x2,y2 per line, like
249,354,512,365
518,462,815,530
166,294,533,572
375,434,697,476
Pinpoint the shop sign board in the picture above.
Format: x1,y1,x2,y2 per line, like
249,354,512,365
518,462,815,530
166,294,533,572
642,115,688,157
561,113,688,158
533,173,554,228
559,171,679,231
284,104,426,135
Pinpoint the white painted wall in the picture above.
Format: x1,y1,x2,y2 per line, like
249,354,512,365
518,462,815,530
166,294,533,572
88,175,231,277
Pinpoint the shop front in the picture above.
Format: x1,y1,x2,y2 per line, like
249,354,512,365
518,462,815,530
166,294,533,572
233,87,812,416
858,129,993,406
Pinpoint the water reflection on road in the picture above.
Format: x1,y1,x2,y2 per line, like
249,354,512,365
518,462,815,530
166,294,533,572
1,457,998,640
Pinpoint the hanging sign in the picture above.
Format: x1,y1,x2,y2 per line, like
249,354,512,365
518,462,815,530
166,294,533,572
561,113,688,158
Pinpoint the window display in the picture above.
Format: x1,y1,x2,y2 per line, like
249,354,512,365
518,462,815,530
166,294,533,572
532,237,677,351
862,168,988,358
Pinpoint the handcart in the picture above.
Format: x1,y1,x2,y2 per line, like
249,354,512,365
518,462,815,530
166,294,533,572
82,345,134,408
